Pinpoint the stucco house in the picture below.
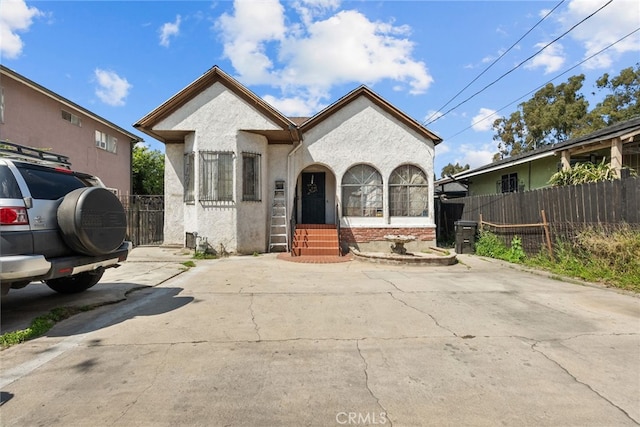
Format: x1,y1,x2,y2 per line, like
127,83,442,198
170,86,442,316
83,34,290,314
445,116,640,196
0,65,142,195
134,66,442,255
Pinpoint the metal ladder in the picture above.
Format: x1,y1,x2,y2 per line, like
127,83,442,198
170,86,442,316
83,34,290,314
268,180,288,252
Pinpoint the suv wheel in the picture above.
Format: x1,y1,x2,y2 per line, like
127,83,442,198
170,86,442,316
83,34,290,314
45,270,104,294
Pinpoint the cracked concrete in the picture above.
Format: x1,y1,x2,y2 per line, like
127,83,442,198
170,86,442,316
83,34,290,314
1,250,638,426
249,293,262,341
357,340,392,427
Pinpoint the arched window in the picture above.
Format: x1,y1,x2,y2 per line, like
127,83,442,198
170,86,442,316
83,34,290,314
389,165,429,216
342,164,383,217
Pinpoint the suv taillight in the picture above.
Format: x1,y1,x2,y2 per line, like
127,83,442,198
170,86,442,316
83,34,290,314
0,207,29,225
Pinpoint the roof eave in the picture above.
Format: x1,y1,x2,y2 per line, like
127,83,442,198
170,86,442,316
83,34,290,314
454,151,557,179
299,86,442,144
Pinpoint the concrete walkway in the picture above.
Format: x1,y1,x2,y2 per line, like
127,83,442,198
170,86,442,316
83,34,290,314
1,248,639,426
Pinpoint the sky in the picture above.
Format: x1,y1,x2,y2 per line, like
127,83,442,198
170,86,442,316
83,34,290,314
1,0,639,177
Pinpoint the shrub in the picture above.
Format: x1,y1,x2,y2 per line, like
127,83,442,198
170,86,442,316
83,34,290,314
528,226,640,291
475,230,526,263
548,159,636,186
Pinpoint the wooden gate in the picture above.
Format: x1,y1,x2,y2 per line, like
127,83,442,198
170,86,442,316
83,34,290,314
119,195,164,246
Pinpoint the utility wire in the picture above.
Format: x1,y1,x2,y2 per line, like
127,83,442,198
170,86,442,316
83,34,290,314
425,0,614,127
423,0,565,125
443,26,640,141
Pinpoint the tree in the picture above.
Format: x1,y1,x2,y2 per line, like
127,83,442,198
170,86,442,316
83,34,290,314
492,65,640,160
493,75,589,159
583,64,640,132
132,145,164,195
440,162,470,178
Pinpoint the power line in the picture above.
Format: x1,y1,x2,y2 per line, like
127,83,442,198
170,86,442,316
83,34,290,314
423,0,565,125
443,26,640,141
425,0,614,127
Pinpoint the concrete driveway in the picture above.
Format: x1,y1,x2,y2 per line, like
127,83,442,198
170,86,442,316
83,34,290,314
1,249,638,426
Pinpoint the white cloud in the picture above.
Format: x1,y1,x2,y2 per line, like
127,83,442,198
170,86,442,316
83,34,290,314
435,143,450,155
524,42,565,74
94,69,132,107
215,0,433,115
555,0,640,69
456,142,499,169
424,110,443,124
471,108,498,132
292,0,341,26
216,0,287,83
0,0,43,59
262,92,326,117
159,15,181,47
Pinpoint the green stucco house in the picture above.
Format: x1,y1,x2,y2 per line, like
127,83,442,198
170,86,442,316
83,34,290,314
445,116,640,196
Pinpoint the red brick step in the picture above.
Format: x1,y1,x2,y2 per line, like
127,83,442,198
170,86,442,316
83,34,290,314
291,224,341,257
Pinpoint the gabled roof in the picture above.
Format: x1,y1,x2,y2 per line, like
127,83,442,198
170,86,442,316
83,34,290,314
134,66,297,144
452,115,640,179
1,65,142,143
299,85,442,144
134,67,441,146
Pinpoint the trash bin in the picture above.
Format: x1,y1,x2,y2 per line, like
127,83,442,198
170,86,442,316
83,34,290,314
454,220,478,254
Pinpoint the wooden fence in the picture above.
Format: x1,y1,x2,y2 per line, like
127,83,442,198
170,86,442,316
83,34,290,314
441,175,639,254
119,195,164,246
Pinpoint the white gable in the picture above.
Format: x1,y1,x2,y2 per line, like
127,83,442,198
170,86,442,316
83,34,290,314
154,82,284,151
300,96,435,181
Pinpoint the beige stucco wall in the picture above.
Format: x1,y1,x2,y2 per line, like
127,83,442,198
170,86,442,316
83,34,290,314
0,72,133,195
163,142,187,246
290,97,436,231
157,82,286,254
157,83,437,253
236,131,269,254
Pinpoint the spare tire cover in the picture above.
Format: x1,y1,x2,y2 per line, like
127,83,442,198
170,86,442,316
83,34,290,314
57,187,127,256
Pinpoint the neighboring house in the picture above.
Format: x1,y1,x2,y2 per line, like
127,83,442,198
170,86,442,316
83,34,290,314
0,65,142,195
134,66,441,254
435,178,468,199
446,116,640,196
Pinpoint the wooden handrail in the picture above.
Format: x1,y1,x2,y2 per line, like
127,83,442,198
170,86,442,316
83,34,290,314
479,210,554,260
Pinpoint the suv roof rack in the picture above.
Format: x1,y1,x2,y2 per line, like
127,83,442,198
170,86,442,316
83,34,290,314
0,141,72,169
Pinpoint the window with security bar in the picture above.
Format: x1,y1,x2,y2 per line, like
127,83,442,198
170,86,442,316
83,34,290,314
200,151,234,202
499,173,518,193
242,152,261,201
389,165,429,216
342,164,383,217
184,152,195,203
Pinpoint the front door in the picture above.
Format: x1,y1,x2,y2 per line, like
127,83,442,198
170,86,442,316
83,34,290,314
301,172,325,224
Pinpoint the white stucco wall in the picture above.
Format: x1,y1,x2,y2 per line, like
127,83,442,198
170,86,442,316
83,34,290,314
163,143,187,246
157,82,286,253
158,83,436,252
290,97,436,229
236,131,269,254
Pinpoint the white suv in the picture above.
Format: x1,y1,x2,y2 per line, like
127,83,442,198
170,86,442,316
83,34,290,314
0,142,131,295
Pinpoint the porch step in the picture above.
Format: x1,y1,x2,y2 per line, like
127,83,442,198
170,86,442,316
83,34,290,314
291,224,340,257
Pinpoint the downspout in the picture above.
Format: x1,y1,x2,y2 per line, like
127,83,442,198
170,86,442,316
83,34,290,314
287,127,304,208
286,126,304,251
